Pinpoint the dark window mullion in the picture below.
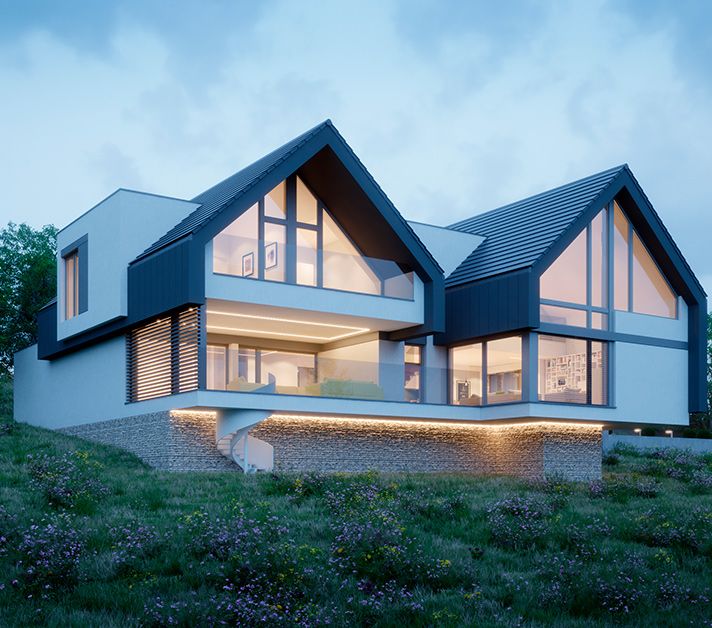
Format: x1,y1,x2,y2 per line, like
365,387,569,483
286,175,297,284
258,198,265,280
316,204,323,287
482,342,488,406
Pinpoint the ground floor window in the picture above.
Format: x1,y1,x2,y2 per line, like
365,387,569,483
449,336,522,406
404,344,422,402
207,343,316,393
538,334,607,405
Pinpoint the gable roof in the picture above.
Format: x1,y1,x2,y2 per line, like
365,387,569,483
445,165,626,287
136,121,329,261
134,120,441,275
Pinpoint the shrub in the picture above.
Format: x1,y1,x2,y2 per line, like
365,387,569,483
486,496,550,550
26,451,109,509
0,504,18,558
15,517,83,597
603,453,620,466
109,522,160,573
590,476,659,501
633,507,711,552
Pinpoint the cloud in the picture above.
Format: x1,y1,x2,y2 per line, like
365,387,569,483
0,0,709,304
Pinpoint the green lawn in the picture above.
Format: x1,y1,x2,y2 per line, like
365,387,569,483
1,419,711,627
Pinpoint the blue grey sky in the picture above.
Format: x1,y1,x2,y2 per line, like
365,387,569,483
1,0,711,297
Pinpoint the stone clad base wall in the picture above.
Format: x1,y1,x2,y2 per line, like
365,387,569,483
59,412,602,481
252,417,602,481
59,411,233,471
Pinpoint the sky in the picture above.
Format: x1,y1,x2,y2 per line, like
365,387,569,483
1,0,711,297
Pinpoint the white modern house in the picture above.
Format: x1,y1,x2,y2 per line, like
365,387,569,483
14,121,707,480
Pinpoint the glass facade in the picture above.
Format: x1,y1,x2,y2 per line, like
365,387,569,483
450,343,483,405
404,344,422,403
212,175,414,299
632,232,677,318
538,334,607,405
64,249,80,320
486,337,522,404
450,336,521,405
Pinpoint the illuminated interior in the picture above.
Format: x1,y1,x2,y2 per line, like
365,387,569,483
205,300,409,401
212,175,414,299
540,200,677,324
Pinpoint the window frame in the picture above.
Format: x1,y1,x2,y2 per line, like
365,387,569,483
448,335,523,406
536,332,609,406
539,199,678,329
61,234,88,320
404,343,423,402
212,174,414,300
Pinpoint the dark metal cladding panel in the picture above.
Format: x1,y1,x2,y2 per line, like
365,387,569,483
37,302,58,360
128,238,202,323
438,269,535,345
446,166,626,287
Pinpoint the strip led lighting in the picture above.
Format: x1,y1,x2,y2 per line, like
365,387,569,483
206,310,369,342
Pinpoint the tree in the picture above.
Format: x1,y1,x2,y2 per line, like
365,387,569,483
0,222,58,377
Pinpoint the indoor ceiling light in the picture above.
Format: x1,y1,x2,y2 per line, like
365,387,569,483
205,310,369,342
206,324,368,342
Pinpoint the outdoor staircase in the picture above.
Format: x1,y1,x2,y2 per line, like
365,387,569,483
215,408,274,473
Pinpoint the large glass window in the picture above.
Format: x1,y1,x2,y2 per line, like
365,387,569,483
538,335,588,403
540,230,587,304
264,222,287,283
590,209,607,308
538,334,607,405
297,177,318,225
296,228,318,286
212,175,412,298
613,202,629,311
487,337,522,404
539,209,607,329
540,304,587,328
404,344,422,403
632,232,677,318
540,200,677,326
322,211,380,295
450,343,483,405
264,181,287,219
64,249,79,319
213,203,258,277
449,336,521,405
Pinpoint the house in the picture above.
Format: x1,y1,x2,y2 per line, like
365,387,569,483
14,120,707,481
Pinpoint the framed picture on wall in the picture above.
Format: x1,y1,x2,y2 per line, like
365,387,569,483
265,241,278,269
242,251,254,277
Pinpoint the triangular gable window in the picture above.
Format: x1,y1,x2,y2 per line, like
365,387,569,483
212,175,413,299
539,200,676,327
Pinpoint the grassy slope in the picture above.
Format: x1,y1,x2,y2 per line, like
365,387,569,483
0,421,711,628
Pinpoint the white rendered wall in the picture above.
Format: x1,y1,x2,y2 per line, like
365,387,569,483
612,342,688,425
57,190,199,340
205,240,425,327
13,340,194,429
407,221,483,277
422,336,449,405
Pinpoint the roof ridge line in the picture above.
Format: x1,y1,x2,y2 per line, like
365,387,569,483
533,166,628,267
449,164,627,230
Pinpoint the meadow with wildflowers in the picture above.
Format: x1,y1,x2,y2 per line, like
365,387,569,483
1,420,711,627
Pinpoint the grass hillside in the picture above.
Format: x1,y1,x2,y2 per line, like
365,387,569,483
1,420,712,627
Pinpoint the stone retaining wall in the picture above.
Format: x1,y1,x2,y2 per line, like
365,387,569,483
252,417,602,481
60,412,602,480
60,411,233,471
